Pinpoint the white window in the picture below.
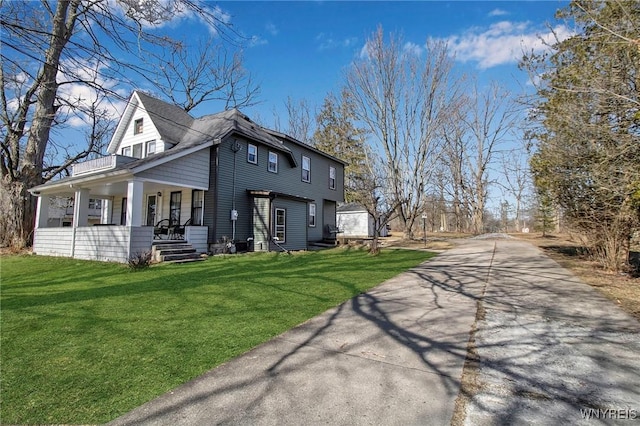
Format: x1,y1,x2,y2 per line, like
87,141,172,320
274,208,286,242
89,199,102,210
309,203,316,227
146,140,156,156
248,143,257,164
132,143,143,159
122,146,132,157
268,151,278,173
134,118,143,134
329,166,336,190
302,156,311,183
191,190,203,226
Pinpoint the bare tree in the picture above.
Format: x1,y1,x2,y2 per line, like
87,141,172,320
441,113,472,232
349,148,400,254
499,149,532,232
345,27,462,239
284,96,314,144
1,0,258,248
460,81,518,234
150,39,259,112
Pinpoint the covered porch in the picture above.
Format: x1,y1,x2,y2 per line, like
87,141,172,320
30,159,208,263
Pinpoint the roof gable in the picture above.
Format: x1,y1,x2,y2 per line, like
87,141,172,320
107,91,194,154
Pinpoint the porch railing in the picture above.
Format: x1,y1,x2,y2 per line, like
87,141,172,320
72,155,137,176
33,225,208,263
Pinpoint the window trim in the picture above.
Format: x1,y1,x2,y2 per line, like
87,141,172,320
329,166,336,190
247,143,258,164
120,197,127,225
146,194,157,226
191,189,203,226
268,151,278,173
302,155,311,183
274,208,286,243
132,143,143,159
121,146,132,157
145,140,156,156
134,118,143,135
309,203,316,227
169,191,182,226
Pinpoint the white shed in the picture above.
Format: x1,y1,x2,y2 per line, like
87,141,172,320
336,203,389,238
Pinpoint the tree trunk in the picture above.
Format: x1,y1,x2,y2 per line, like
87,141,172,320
0,178,37,248
2,0,79,248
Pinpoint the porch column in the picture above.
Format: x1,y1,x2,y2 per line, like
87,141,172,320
73,188,90,227
101,198,113,224
35,195,51,229
126,179,144,226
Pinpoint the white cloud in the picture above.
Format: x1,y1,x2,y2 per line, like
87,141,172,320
488,8,509,17
111,0,232,37
56,59,127,128
403,41,423,57
316,33,359,51
441,21,574,69
248,35,268,47
266,22,278,36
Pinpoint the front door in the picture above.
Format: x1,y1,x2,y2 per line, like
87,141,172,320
146,195,157,226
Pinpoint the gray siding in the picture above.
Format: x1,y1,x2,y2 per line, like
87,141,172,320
323,201,337,239
185,226,208,253
129,226,154,257
210,136,345,246
203,146,218,242
138,149,209,188
270,198,307,251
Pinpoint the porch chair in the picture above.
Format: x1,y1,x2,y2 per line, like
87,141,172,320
171,218,192,240
153,219,170,239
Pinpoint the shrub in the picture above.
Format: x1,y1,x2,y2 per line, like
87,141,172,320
128,251,152,270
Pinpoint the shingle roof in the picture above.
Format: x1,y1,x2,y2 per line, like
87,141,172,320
135,91,194,145
337,203,367,213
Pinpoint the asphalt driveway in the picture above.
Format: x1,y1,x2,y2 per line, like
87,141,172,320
109,239,640,425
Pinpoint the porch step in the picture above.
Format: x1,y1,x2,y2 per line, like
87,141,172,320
152,241,205,263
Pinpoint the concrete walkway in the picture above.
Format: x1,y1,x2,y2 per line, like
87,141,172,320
109,239,640,426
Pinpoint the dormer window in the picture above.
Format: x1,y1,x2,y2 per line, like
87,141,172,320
134,118,143,135
146,140,156,156
132,143,143,159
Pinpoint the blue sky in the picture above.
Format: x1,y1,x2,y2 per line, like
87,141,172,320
51,1,570,211
55,1,571,137
198,1,571,125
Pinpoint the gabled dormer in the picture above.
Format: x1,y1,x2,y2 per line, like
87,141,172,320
106,91,194,159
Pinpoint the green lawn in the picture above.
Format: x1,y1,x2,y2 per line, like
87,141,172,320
0,247,435,424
